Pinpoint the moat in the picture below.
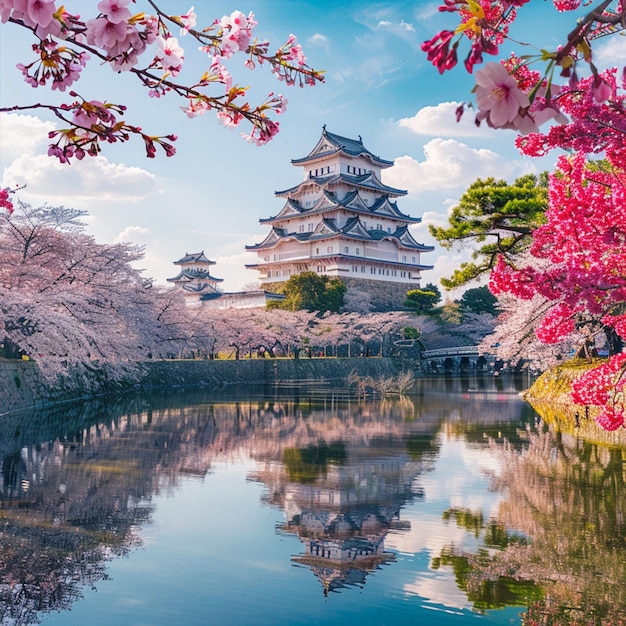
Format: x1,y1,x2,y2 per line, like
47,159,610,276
1,374,624,625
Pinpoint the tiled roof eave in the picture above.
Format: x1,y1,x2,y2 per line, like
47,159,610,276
247,253,434,271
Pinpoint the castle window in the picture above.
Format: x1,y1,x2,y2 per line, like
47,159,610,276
316,248,319,254
355,247,360,255
308,223,314,231
298,224,305,232
387,227,391,233
327,246,333,254
377,224,382,230
344,246,349,253
361,266,365,273
402,255,407,262
412,256,416,263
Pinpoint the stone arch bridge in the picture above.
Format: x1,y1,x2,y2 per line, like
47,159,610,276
419,346,494,374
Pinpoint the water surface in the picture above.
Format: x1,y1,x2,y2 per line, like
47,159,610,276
1,374,624,625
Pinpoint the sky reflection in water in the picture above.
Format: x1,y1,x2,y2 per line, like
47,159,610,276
0,374,624,625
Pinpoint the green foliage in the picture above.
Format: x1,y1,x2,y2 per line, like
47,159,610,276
439,301,462,325
267,271,346,312
458,286,499,316
429,173,548,289
405,434,440,460
283,442,346,484
403,327,421,340
405,282,442,314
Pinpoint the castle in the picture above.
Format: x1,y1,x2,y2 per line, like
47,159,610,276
245,127,433,310
169,128,433,311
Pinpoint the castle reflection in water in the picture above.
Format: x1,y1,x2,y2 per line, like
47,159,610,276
6,373,618,625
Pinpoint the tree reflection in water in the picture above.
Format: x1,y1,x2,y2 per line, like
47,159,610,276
1,378,626,624
432,426,626,624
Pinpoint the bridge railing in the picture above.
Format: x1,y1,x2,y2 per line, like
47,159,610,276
421,346,481,359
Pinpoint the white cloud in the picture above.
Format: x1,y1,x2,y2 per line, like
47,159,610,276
592,34,626,70
1,113,160,206
114,226,152,245
0,113,55,162
397,102,495,138
414,2,441,20
377,19,415,34
307,33,328,47
2,154,161,204
404,574,473,611
215,250,260,291
385,138,516,194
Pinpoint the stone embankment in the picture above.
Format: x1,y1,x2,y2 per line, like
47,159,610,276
0,357,408,416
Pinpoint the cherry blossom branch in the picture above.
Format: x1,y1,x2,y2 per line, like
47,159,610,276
0,1,324,162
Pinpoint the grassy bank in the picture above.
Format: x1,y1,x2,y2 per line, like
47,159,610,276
524,359,626,445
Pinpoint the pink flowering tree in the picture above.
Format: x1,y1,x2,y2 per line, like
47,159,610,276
425,0,626,430
0,199,192,379
0,0,323,175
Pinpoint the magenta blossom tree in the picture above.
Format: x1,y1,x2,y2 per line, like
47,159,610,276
425,1,626,430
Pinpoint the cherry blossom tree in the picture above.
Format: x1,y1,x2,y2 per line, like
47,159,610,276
0,199,189,378
0,0,323,173
426,1,626,430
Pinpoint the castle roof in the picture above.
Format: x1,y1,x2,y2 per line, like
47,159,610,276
261,191,419,225
167,268,223,283
173,251,215,265
275,172,406,199
245,219,434,253
292,127,394,168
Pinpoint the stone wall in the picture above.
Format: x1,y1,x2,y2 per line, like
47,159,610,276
0,356,412,416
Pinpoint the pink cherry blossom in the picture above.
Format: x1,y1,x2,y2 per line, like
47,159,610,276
0,188,13,214
179,5,196,35
96,0,131,24
155,35,184,74
592,76,612,103
1,0,324,161
219,10,256,58
553,0,582,10
475,62,530,128
85,16,128,49
25,0,55,28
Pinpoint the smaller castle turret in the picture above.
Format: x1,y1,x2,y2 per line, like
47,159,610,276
167,251,223,306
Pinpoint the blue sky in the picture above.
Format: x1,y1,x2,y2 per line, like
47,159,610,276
1,1,625,292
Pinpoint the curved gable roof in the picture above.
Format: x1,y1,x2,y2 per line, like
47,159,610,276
393,225,435,252
369,196,421,222
259,199,303,223
173,251,215,265
291,127,394,168
275,172,406,199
